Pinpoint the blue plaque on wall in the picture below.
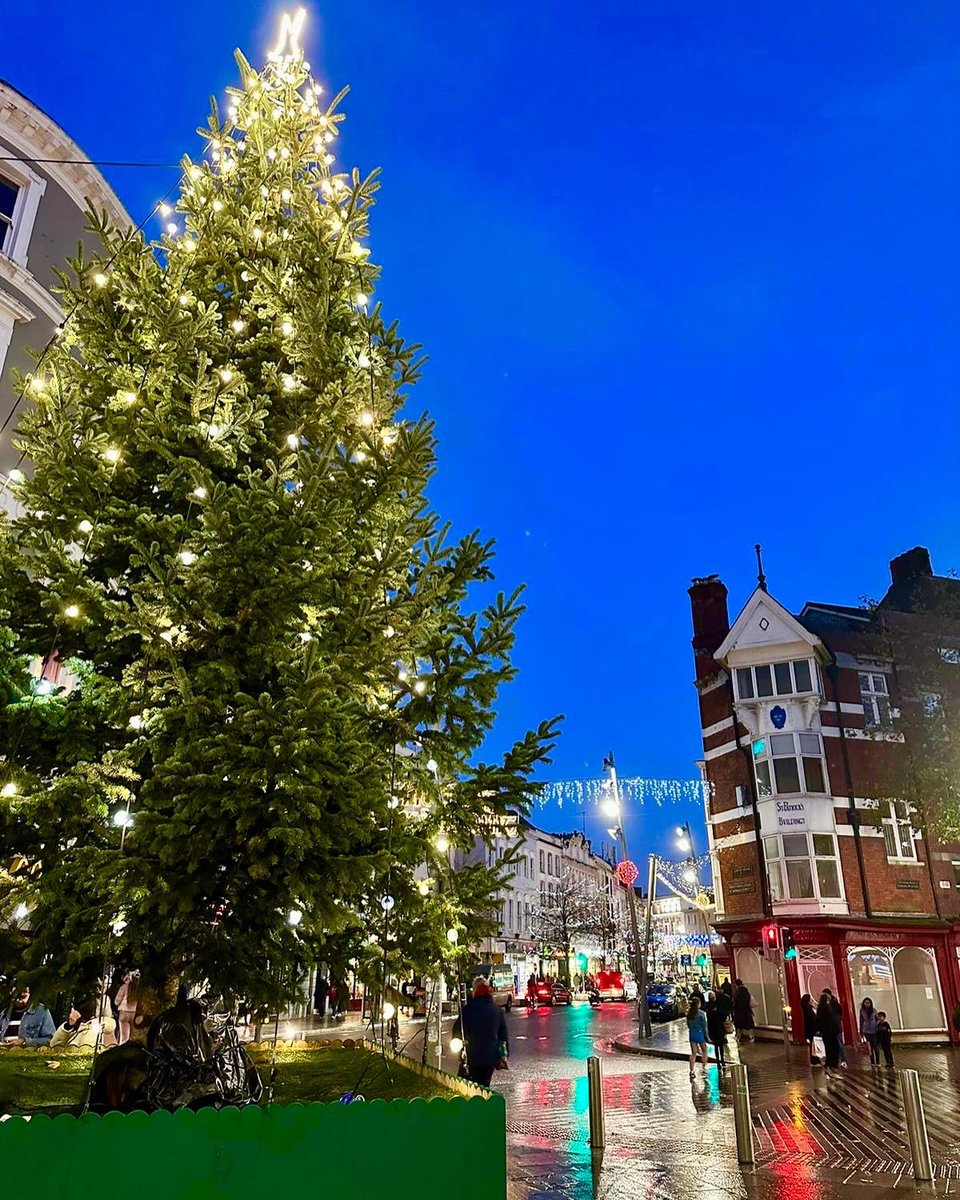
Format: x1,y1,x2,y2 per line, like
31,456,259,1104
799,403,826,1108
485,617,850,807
770,705,787,729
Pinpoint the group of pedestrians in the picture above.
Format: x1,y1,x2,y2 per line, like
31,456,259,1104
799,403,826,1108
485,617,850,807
312,973,350,1020
686,980,735,1077
0,987,118,1050
800,990,894,1073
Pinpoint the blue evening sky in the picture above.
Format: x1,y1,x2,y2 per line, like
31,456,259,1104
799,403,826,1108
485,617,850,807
8,2,960,864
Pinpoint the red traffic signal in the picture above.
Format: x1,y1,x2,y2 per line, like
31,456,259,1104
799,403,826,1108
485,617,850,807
761,924,780,955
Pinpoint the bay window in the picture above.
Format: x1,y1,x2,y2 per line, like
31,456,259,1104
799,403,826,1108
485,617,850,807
754,732,827,797
0,176,18,253
765,832,842,902
736,659,815,701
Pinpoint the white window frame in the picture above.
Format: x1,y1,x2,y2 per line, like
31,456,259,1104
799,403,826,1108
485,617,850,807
882,800,918,862
939,647,960,665
0,152,46,268
735,659,817,702
753,731,828,797
859,671,891,728
764,832,844,902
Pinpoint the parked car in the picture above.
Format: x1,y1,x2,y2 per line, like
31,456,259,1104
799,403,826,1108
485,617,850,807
645,983,689,1021
530,979,573,1007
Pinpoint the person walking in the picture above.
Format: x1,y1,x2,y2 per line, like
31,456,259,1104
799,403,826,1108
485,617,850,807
113,969,140,1045
859,997,880,1066
313,974,329,1018
800,993,819,1062
817,989,843,1074
876,1011,894,1066
687,995,709,1079
704,990,730,1070
329,973,348,1020
453,978,509,1088
732,979,755,1043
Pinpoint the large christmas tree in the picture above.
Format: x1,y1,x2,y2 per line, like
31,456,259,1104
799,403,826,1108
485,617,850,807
0,24,557,1009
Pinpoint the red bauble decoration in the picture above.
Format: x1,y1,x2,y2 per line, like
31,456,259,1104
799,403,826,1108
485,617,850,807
615,859,639,887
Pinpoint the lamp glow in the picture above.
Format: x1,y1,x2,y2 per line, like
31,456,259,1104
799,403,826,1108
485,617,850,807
383,1002,396,1020
78,519,93,534
93,272,109,287
288,908,304,926
179,550,197,566
446,927,459,944
434,833,449,853
103,447,121,464
1,782,18,797
449,1036,463,1054
64,604,80,619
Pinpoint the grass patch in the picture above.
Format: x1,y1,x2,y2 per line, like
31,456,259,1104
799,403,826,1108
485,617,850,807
0,1044,454,1115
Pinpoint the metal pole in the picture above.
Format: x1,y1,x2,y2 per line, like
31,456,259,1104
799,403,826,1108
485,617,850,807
639,853,656,1037
730,1062,755,1166
898,1068,934,1182
605,752,650,1038
682,819,714,981
587,1055,606,1151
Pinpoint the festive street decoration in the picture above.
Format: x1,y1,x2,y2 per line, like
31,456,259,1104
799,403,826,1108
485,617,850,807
614,859,639,887
541,777,710,809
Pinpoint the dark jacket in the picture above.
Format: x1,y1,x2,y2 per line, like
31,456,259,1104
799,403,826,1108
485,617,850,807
705,995,730,1041
817,996,842,1037
801,1002,818,1041
454,995,508,1070
733,985,755,1029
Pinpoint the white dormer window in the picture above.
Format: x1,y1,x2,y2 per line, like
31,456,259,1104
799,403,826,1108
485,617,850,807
754,732,827,796
882,801,917,862
859,672,890,728
736,659,815,701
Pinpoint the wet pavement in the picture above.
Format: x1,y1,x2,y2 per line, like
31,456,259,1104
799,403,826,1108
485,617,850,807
495,1001,960,1200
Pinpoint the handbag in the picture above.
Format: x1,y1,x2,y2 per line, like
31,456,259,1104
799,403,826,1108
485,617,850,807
811,1035,826,1062
724,1016,734,1035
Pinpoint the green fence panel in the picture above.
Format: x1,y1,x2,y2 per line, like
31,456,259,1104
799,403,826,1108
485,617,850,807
0,1093,506,1200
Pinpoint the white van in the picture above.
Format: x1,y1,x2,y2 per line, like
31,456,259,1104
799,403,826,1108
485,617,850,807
470,963,516,1010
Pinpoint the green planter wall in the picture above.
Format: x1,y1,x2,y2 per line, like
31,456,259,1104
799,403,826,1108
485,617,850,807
0,1092,506,1200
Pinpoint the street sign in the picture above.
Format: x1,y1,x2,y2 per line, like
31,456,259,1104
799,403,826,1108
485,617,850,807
680,954,692,966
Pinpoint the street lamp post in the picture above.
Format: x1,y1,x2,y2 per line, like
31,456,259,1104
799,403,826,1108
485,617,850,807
675,820,714,982
602,752,652,1038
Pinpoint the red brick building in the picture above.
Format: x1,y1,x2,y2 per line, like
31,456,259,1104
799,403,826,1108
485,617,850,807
690,547,960,1044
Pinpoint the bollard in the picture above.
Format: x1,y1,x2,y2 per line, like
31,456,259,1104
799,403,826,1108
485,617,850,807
898,1068,934,1182
587,1055,606,1151
730,1062,755,1166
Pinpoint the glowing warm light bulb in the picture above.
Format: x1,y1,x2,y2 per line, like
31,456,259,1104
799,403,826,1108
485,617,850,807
281,319,294,336
207,423,222,438
166,222,178,235
189,165,202,180
93,272,109,287
1,782,18,798
191,486,207,501
212,199,224,212
413,680,427,695
29,376,45,393
179,294,191,306
282,374,297,391
286,433,299,450
121,391,138,404
387,795,400,810
384,625,395,639
13,902,29,920
64,604,81,619
280,147,290,159
179,550,197,566
683,868,697,883
354,450,366,463
231,319,245,333
7,468,24,484
434,833,449,854
446,927,459,945
300,631,312,642
281,188,292,201
103,447,121,464
417,880,430,896
383,1002,396,1021
182,239,196,253
354,293,368,308
398,668,408,682
78,519,94,534
128,714,144,731
426,759,438,774
288,908,303,926
159,203,172,217
219,367,234,383
359,410,374,427
380,895,395,911
357,353,371,369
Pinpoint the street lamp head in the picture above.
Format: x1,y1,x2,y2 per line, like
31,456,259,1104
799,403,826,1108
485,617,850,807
607,827,620,840
675,825,686,838
601,799,619,818
676,836,691,852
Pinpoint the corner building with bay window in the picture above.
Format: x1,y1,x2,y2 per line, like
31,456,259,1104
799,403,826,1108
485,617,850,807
689,546,960,1045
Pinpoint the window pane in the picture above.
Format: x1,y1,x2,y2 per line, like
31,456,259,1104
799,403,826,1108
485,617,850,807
898,823,915,859
770,734,794,755
812,833,834,856
799,733,820,755
763,836,781,862
793,660,812,692
755,760,772,798
786,858,815,898
774,662,792,695
782,833,808,858
816,858,841,898
736,668,754,699
773,757,801,794
767,860,784,902
883,823,898,858
953,863,960,888
803,757,826,793
755,665,773,697
873,675,889,694
0,177,18,220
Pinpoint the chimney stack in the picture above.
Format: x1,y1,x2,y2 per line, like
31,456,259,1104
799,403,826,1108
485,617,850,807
688,575,729,682
889,546,933,589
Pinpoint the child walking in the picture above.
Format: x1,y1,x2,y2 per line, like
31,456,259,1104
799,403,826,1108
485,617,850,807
876,1011,894,1066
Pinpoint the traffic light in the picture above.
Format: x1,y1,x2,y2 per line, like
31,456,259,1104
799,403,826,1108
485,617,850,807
760,924,779,956
781,927,797,961
695,953,707,968
576,952,588,972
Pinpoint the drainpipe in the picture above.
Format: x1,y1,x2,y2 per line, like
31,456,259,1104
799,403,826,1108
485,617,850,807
727,677,771,919
827,661,873,919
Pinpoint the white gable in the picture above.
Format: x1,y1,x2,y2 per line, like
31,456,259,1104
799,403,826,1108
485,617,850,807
715,588,824,666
